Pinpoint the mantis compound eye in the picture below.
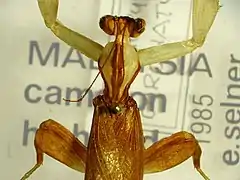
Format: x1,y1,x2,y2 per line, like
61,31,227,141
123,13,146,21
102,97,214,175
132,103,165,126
99,15,115,35
130,18,146,38
99,15,146,38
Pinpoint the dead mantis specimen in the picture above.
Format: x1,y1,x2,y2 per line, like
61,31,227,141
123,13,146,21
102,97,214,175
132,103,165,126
20,0,220,179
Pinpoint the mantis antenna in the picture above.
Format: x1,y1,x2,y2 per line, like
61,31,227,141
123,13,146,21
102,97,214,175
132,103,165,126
63,41,118,103
63,71,101,102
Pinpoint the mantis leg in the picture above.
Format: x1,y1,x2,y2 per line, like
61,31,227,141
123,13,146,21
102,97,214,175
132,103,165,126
37,0,103,61
20,119,87,180
144,131,209,180
138,0,220,66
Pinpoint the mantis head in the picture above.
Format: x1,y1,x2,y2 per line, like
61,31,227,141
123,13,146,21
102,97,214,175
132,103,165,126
99,15,146,38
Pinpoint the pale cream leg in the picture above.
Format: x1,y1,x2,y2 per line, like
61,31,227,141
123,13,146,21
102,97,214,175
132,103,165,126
38,0,103,61
138,0,220,66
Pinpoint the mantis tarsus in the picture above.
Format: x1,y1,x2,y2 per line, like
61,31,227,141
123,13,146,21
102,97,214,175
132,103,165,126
20,0,220,179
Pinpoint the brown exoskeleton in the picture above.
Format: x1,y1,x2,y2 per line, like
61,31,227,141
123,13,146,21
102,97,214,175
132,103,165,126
20,0,220,179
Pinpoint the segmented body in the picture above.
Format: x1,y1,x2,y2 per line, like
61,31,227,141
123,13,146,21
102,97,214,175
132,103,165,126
85,96,144,179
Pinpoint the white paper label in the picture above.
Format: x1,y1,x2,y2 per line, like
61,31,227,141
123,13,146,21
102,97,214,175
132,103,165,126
1,0,239,180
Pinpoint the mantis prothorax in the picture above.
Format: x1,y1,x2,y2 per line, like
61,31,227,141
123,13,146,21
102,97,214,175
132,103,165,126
20,0,220,179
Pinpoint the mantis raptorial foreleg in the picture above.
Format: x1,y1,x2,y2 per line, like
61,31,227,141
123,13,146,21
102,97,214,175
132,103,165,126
20,119,87,180
38,0,103,61
143,131,209,180
138,0,220,66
